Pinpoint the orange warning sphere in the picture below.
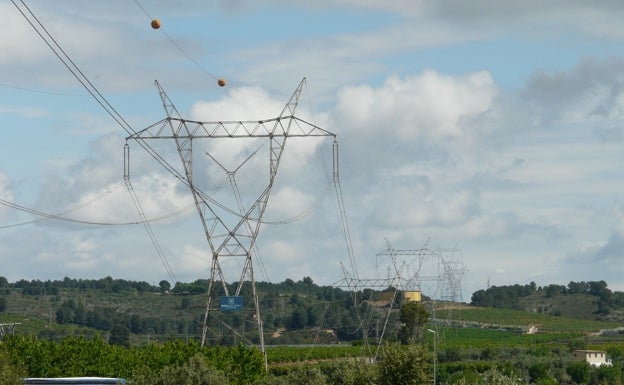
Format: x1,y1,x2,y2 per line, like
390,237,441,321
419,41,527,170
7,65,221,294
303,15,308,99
218,78,226,87
151,19,161,29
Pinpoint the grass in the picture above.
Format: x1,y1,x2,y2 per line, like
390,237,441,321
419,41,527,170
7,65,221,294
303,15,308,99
434,305,621,332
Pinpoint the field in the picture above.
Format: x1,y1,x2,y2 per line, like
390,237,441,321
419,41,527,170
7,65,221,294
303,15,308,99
434,305,622,332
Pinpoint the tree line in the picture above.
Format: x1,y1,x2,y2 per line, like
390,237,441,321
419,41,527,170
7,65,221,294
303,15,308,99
470,280,624,314
0,275,407,346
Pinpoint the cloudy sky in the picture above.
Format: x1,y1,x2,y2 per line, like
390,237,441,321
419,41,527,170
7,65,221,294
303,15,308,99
2,1,624,301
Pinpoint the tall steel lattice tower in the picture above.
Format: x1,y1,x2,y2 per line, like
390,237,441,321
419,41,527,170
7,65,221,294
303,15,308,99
125,78,336,363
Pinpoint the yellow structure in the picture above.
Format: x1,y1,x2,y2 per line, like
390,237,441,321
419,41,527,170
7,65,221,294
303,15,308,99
404,291,422,302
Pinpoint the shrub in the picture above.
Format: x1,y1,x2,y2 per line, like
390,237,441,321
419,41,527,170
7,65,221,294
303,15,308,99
377,343,431,385
132,354,228,385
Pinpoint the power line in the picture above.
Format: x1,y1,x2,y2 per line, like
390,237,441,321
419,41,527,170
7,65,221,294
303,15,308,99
125,176,178,286
0,180,194,228
0,81,77,96
132,0,220,82
10,0,194,192
9,0,186,285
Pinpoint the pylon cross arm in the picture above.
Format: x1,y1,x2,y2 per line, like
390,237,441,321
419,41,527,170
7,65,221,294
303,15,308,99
128,116,335,140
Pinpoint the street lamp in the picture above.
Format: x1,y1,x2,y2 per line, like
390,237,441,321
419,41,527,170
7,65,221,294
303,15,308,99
427,329,437,385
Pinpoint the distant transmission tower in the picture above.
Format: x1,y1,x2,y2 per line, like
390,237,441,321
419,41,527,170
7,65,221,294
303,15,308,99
334,239,437,360
438,248,467,303
336,238,467,358
376,238,439,295
125,78,336,365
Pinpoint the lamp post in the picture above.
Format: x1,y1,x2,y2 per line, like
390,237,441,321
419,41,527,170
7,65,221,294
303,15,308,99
427,329,437,385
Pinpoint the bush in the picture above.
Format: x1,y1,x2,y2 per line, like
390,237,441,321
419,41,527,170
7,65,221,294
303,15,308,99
321,359,377,385
0,351,25,385
566,361,590,385
257,365,327,385
377,343,431,385
132,354,228,385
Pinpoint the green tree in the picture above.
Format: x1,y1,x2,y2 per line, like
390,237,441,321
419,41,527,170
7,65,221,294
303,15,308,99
110,324,131,347
567,361,590,385
397,302,429,344
159,280,171,293
378,343,431,385
0,350,25,385
55,303,75,324
132,354,228,385
528,362,547,382
289,307,307,330
468,368,525,385
0,296,7,312
594,364,622,385
260,365,327,385
323,358,377,385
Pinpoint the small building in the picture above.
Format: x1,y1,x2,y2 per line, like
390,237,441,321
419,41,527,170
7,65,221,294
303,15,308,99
572,350,612,366
404,291,422,302
524,324,539,335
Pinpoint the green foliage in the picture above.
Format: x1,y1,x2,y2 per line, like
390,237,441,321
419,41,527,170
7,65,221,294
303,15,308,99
527,362,550,383
266,345,367,364
216,343,265,385
267,365,328,385
110,324,131,347
0,276,371,346
0,350,26,385
159,280,171,293
261,359,377,385
132,353,228,385
469,279,624,320
397,302,430,344
7,275,624,385
5,275,624,348
593,363,622,385
1,335,135,377
567,361,591,384
454,367,524,385
377,343,431,385
320,358,377,385
471,282,537,308
0,335,265,381
446,307,619,332
5,334,624,385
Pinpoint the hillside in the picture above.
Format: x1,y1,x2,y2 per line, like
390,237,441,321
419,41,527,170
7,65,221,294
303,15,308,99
470,280,624,322
0,276,388,345
1,277,623,347
518,292,602,320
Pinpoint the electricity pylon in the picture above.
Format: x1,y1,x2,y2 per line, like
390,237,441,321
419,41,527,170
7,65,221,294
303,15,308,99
126,78,336,363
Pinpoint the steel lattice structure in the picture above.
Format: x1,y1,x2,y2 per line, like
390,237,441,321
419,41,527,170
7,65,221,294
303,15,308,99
333,239,466,360
125,79,336,365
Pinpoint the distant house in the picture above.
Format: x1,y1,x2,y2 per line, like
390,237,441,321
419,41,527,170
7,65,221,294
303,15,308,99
524,324,539,334
572,350,612,366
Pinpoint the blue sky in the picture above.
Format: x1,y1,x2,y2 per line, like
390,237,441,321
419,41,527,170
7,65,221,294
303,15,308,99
3,1,624,301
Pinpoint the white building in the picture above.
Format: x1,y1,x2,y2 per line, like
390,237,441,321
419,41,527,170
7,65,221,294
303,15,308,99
572,350,612,366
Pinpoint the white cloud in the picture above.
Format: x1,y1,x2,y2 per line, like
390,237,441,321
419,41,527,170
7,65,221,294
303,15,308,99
335,71,497,144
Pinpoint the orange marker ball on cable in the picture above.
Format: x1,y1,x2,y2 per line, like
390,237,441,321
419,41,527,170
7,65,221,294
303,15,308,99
218,78,226,87
151,19,161,29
